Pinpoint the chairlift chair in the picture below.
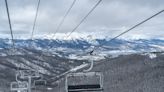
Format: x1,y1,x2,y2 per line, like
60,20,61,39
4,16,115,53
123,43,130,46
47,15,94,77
33,79,47,91
10,81,28,92
66,72,103,92
34,80,47,86
16,70,41,81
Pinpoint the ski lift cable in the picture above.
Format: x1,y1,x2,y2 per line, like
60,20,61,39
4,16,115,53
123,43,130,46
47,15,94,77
4,0,31,71
47,0,102,81
65,0,102,39
43,0,76,49
37,0,76,58
32,0,77,72
51,0,77,39
30,0,41,40
4,0,52,77
5,0,15,47
39,0,100,53
89,9,164,54
47,8,164,83
28,0,41,73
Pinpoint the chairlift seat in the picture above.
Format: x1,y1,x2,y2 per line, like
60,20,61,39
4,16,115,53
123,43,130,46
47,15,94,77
66,72,103,92
68,84,101,89
68,84,103,92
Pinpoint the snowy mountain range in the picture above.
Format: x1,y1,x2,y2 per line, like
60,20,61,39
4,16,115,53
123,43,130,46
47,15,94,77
0,38,163,60
1,38,164,51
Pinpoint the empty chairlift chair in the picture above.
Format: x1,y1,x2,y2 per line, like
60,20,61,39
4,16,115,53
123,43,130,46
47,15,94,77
34,80,47,86
16,70,41,81
10,81,28,92
66,72,103,92
33,80,47,91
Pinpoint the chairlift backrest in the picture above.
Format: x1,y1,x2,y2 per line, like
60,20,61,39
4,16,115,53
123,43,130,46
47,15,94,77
16,70,41,81
34,80,47,86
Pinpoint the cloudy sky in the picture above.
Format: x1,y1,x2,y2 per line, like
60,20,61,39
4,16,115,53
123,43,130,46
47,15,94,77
0,0,164,40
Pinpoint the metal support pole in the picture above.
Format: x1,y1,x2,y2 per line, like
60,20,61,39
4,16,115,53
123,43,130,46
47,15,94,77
65,75,68,92
28,76,31,92
83,60,93,72
83,55,94,72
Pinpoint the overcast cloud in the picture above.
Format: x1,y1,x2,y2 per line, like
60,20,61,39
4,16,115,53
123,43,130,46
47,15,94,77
0,0,164,39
